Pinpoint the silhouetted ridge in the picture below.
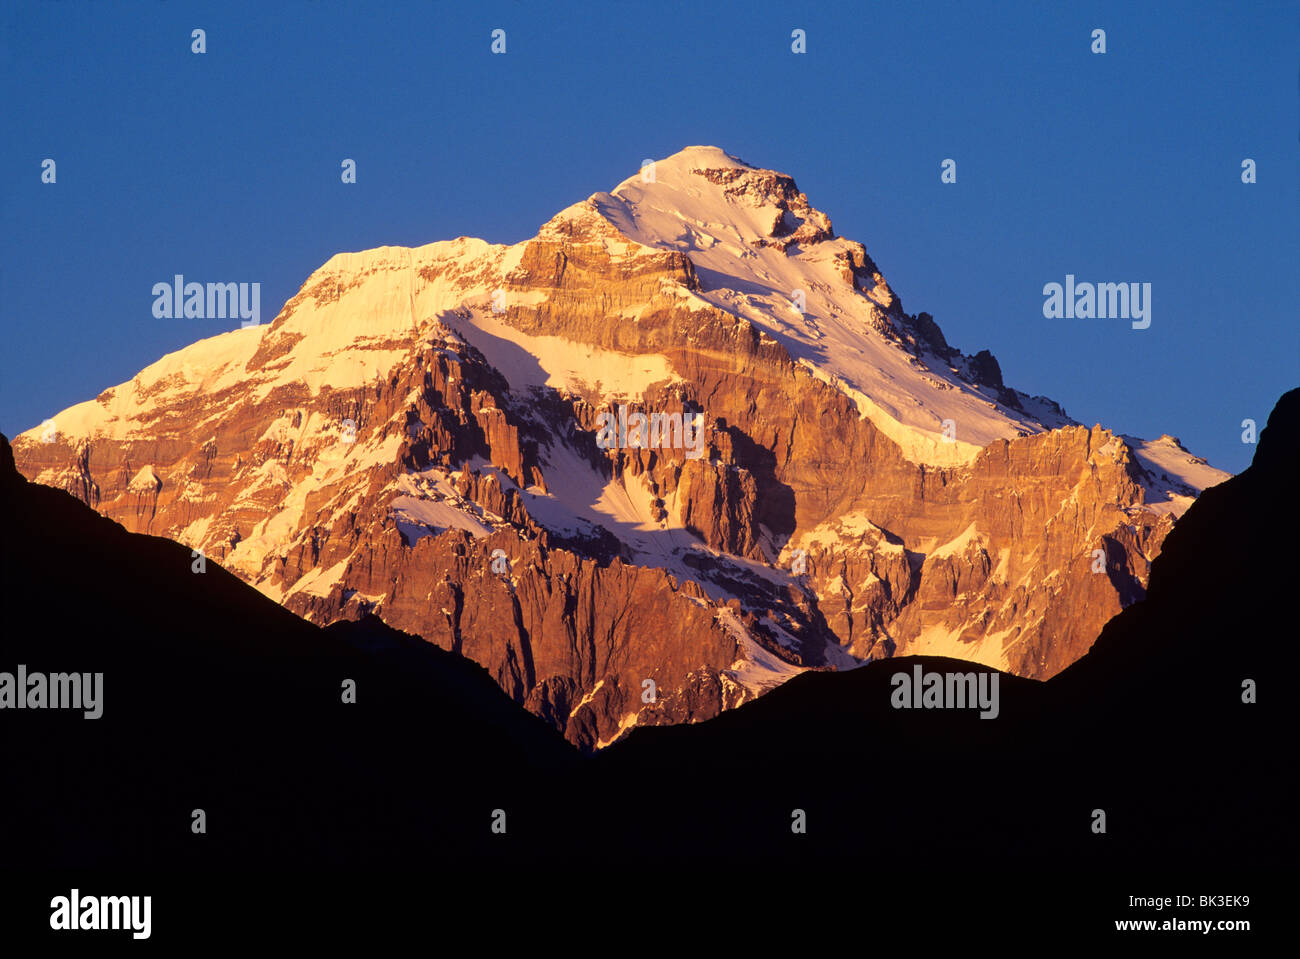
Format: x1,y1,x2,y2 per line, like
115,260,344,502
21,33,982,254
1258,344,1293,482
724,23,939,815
1,378,1295,874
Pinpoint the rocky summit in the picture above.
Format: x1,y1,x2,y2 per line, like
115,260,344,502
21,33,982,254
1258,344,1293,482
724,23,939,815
11,146,1229,751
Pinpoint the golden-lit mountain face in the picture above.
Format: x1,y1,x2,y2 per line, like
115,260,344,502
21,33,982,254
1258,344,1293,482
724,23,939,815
11,148,1227,750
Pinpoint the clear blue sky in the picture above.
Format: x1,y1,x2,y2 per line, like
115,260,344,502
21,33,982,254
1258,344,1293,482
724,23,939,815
2,0,1295,473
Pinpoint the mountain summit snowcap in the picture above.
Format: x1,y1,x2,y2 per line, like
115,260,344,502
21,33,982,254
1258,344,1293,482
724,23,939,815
599,145,833,248
530,145,1073,465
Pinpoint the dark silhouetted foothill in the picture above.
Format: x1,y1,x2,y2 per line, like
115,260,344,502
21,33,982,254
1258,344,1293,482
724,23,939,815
0,388,1295,880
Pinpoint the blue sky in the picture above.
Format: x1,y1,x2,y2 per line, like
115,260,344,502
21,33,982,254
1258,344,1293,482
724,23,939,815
1,0,1295,473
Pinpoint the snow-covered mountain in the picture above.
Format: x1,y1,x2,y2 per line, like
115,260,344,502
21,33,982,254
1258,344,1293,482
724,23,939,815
11,146,1229,749
593,147,1078,464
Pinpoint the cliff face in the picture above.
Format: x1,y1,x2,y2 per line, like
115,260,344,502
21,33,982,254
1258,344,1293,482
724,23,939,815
11,146,1228,750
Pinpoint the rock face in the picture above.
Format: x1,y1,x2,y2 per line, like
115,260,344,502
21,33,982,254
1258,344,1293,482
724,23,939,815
10,146,1230,750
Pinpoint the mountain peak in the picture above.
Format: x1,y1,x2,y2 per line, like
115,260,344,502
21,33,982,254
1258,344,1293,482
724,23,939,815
9,150,1234,751
595,146,831,252
573,150,1076,464
646,144,754,169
